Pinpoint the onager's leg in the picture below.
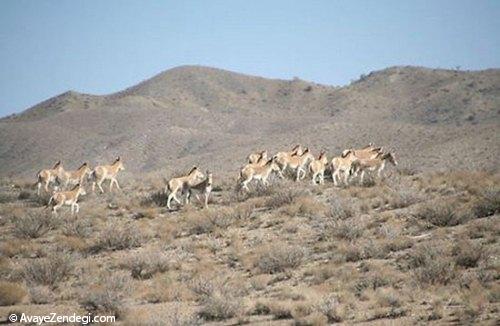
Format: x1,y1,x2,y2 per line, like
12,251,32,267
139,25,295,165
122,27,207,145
360,171,365,184
113,178,121,190
332,170,339,186
343,169,349,185
167,193,174,209
204,192,209,208
37,182,42,195
44,180,50,192
75,203,80,214
185,191,191,204
109,179,114,192
97,180,105,193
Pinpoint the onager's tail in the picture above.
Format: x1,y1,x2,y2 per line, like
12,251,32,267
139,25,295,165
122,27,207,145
45,196,54,209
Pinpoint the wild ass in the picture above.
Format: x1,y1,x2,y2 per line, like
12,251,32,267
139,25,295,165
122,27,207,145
186,170,213,208
36,161,65,195
331,150,358,186
239,158,281,191
273,145,304,178
90,157,125,193
59,162,92,188
164,167,205,210
309,151,328,185
247,150,268,166
286,148,315,181
47,183,86,216
351,151,398,183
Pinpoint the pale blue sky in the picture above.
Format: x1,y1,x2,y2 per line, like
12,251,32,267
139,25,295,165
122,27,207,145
1,0,499,117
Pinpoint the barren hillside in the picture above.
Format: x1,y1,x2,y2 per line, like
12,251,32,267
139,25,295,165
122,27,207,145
0,65,499,178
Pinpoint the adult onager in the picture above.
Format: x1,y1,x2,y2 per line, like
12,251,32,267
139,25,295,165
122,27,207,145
59,162,92,188
239,158,280,191
36,161,65,195
47,183,86,216
186,170,213,208
331,150,357,186
351,151,398,183
273,145,304,178
286,148,315,181
247,150,268,165
165,167,205,210
309,151,328,185
90,157,125,193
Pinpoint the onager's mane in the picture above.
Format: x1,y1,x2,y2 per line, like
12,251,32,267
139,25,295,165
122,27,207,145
53,161,62,169
341,150,352,158
77,162,88,169
188,166,198,175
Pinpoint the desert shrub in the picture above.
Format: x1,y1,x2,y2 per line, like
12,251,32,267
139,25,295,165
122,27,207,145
409,244,455,286
23,252,74,288
198,289,243,321
80,271,132,317
184,212,216,235
191,277,243,321
452,241,484,268
18,190,32,200
28,285,54,304
352,274,390,297
123,251,170,279
91,220,143,252
13,212,54,238
315,294,343,323
61,216,93,237
327,197,354,220
141,190,168,207
331,219,364,242
387,186,422,209
255,243,305,274
0,281,26,306
414,201,465,227
472,186,500,218
265,189,304,209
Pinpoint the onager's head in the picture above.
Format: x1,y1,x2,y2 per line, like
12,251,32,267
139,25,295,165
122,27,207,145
291,144,303,156
53,160,62,169
384,152,398,166
188,166,205,182
74,183,87,196
79,162,92,175
260,150,268,160
206,170,213,182
341,149,353,158
114,157,125,171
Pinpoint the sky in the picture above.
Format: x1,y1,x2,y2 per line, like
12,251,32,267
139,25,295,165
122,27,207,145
0,0,499,117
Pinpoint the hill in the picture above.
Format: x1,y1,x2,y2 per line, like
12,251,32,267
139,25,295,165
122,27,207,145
0,65,499,178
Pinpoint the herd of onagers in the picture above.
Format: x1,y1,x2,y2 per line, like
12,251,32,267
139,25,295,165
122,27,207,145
35,144,398,215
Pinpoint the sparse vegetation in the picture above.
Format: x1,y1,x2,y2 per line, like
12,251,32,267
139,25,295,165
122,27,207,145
0,281,26,306
254,243,305,274
23,252,75,288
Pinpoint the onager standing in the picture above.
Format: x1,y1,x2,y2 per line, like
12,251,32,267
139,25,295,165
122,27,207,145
247,150,268,165
351,151,398,183
186,170,213,208
59,162,92,188
309,151,328,185
331,150,357,186
165,167,205,210
36,161,65,195
273,145,303,178
47,183,86,216
90,157,125,193
239,158,280,191
286,148,315,181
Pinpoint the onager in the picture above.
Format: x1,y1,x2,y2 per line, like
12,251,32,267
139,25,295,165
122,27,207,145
273,145,304,178
36,161,65,195
331,150,358,186
90,157,125,193
59,162,92,188
351,151,398,183
286,148,315,181
247,150,268,165
47,183,86,216
239,158,280,191
309,151,328,185
186,170,213,208
165,167,205,210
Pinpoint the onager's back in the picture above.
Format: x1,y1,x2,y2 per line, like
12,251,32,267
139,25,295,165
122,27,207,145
248,150,268,165
239,158,280,191
36,161,65,195
187,171,213,208
60,162,92,188
48,183,87,216
165,166,205,209
351,151,398,183
91,157,125,193
309,151,328,185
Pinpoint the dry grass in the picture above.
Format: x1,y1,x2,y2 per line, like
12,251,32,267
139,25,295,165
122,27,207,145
23,252,75,288
13,211,54,238
253,242,305,274
0,281,26,306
